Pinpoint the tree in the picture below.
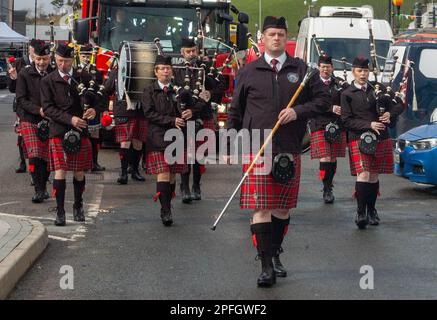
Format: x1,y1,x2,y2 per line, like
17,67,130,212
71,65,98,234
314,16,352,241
51,0,65,9
51,0,76,8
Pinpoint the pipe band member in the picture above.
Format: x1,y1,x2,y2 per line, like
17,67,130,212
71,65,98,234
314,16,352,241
310,54,347,204
104,62,148,185
41,43,101,226
341,57,404,229
16,40,53,203
142,55,191,227
79,44,106,172
227,16,331,287
173,37,224,203
8,38,38,174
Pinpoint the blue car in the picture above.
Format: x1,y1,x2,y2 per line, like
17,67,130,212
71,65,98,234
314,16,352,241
394,113,437,185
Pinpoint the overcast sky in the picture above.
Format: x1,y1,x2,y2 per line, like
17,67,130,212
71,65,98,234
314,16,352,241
15,0,56,13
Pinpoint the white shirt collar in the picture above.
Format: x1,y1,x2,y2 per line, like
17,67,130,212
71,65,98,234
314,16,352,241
157,80,170,90
320,75,331,83
58,69,73,78
35,66,47,76
264,52,287,71
354,81,367,91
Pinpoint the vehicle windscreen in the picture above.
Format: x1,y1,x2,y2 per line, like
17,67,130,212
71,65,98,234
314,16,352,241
98,5,228,53
311,38,391,71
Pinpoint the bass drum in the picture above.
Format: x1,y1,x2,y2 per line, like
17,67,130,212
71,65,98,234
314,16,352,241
118,41,158,102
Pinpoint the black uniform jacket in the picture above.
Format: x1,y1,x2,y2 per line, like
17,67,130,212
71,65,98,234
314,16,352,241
104,70,144,118
41,69,101,139
173,60,225,120
341,82,405,141
16,63,54,124
227,54,331,155
7,56,31,93
142,81,181,152
310,80,343,132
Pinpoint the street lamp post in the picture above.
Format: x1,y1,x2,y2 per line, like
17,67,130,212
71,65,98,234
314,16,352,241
259,0,262,34
34,0,37,38
388,0,392,28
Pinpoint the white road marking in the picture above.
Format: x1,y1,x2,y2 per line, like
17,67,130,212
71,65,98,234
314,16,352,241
0,183,104,242
48,235,75,242
0,201,21,207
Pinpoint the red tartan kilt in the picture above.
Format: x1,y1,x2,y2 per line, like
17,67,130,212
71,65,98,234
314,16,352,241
20,122,49,161
49,137,92,172
348,139,394,176
145,151,188,175
196,118,216,149
16,129,28,158
310,130,347,159
201,118,216,131
114,117,148,143
240,154,301,210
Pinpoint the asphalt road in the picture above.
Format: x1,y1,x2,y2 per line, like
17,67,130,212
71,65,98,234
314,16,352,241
1,89,436,300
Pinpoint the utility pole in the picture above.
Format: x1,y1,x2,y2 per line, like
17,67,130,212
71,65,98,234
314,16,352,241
34,0,37,38
388,0,392,28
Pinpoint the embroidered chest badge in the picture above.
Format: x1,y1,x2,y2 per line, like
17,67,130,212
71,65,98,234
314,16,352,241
287,73,299,83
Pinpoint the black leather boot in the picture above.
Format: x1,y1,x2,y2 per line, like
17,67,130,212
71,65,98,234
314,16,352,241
73,178,86,222
15,161,26,173
355,182,370,230
323,185,335,204
130,148,145,181
368,208,380,226
321,162,336,204
355,210,369,229
31,161,44,203
160,208,173,226
53,179,66,226
73,202,85,222
117,148,129,185
271,215,290,278
157,182,173,226
54,208,66,226
91,138,105,172
272,247,287,278
191,184,201,201
191,163,202,200
180,172,192,204
251,223,276,287
367,182,380,226
131,171,145,181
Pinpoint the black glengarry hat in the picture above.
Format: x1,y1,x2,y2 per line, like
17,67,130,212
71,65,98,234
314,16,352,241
29,38,39,48
181,37,196,48
352,56,369,69
154,55,172,66
80,44,93,54
318,54,332,65
33,40,51,56
56,43,75,59
262,16,287,32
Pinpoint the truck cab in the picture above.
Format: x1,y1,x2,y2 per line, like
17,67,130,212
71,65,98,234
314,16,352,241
295,5,393,81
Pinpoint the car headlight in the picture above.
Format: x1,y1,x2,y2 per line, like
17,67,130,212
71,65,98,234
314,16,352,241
408,138,437,150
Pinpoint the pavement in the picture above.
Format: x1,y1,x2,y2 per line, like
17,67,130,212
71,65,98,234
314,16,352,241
0,214,48,299
0,90,48,299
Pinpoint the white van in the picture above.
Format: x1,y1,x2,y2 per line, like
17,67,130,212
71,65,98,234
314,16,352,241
295,6,394,81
